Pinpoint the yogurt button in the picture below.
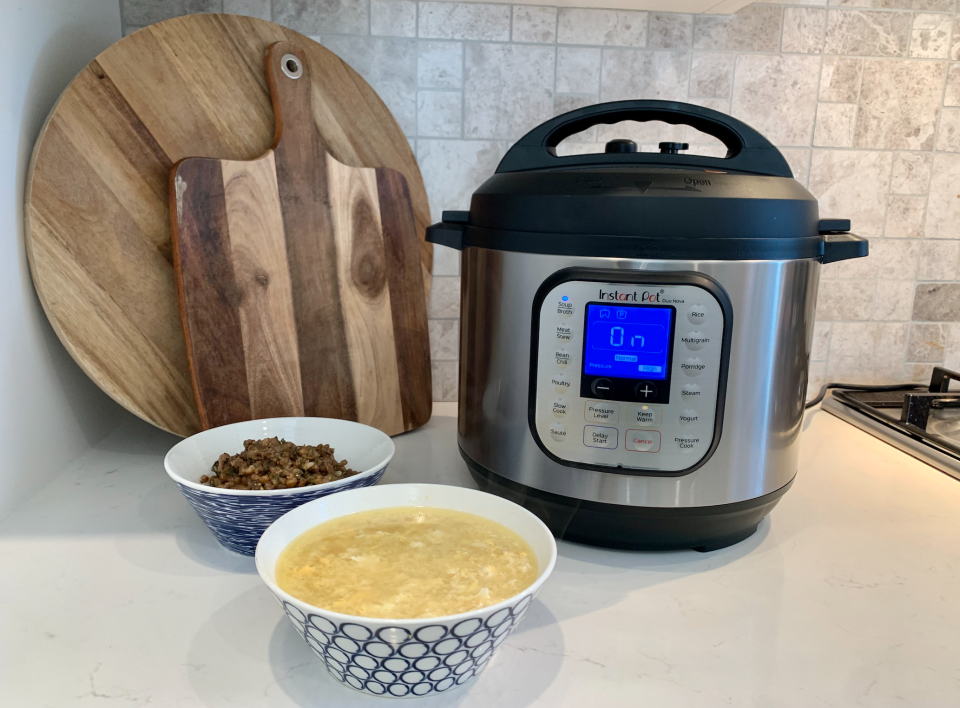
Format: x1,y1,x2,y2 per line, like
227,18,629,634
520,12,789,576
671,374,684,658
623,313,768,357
550,421,567,442
556,300,575,319
687,303,707,325
551,373,571,393
552,398,568,418
680,383,701,401
681,331,707,351
679,409,700,429
681,357,705,377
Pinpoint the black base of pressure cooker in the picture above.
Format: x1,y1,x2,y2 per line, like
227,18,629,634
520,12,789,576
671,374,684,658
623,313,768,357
463,450,793,553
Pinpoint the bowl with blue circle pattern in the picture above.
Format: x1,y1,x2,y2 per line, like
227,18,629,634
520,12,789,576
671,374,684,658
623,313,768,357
165,417,395,556
256,483,557,698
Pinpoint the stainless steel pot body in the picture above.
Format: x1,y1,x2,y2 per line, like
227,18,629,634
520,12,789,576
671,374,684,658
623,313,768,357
457,247,820,508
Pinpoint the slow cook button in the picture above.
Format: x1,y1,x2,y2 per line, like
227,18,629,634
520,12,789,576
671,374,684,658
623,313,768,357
675,435,700,453
583,425,618,449
679,409,700,429
687,303,707,325
552,398,568,418
682,331,708,351
555,348,570,368
681,357,705,377
625,430,660,453
550,421,567,442
556,324,572,342
585,400,620,423
556,300,575,318
680,383,701,401
627,404,662,427
551,373,571,393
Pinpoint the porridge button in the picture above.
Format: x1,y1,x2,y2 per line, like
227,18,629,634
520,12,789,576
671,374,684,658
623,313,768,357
681,357,705,377
549,421,567,442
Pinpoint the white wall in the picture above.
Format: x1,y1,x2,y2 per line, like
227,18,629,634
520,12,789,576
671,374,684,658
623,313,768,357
0,0,127,520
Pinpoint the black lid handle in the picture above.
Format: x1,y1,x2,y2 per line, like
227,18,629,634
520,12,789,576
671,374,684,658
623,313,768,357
496,100,793,178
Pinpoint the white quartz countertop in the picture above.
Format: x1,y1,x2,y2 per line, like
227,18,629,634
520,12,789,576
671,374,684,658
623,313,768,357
2,408,959,707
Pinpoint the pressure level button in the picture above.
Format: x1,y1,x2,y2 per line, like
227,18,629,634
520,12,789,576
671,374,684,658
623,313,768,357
687,303,707,325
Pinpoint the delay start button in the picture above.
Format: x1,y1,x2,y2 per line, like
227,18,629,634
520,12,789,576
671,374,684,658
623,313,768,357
583,425,618,449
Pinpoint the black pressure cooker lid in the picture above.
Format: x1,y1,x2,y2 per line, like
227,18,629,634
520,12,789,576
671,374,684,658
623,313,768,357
427,101,866,263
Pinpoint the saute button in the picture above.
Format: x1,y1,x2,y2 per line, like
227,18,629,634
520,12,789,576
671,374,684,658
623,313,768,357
687,303,707,325
681,357,705,377
556,324,572,342
627,404,662,427
585,400,620,423
583,425,618,449
556,300,575,318
680,383,701,401
549,421,567,442
634,381,658,401
675,435,699,453
679,409,700,429
625,430,661,453
551,373,571,393
555,348,570,368
682,331,708,351
552,398,568,418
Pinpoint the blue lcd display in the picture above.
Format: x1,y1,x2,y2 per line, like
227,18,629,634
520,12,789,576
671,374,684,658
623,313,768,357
583,304,674,381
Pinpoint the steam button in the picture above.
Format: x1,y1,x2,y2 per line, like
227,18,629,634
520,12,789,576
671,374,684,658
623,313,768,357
680,383,701,401
687,303,707,325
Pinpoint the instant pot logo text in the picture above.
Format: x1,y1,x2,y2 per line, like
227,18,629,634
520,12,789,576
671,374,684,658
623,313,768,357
598,289,665,302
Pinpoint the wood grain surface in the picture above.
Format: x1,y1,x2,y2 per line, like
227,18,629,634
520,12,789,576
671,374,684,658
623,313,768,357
171,43,431,436
25,14,431,437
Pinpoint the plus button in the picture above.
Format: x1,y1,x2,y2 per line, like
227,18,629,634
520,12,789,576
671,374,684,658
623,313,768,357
634,381,658,400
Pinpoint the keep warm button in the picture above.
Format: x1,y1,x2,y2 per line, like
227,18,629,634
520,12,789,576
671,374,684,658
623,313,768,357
675,435,700,453
583,425,618,449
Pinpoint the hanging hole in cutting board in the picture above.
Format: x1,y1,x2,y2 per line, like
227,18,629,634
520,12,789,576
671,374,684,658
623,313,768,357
281,54,302,79
554,120,728,159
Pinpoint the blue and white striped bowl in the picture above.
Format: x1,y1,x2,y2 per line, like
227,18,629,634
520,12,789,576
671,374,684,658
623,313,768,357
164,418,395,556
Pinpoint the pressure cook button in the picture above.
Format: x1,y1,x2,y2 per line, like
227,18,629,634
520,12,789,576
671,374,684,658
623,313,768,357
552,398,568,418
549,421,567,442
681,357,705,377
583,425,618,449
634,381,658,401
687,303,707,325
627,404,662,427
555,348,570,368
556,324,572,342
679,409,700,429
551,373,571,393
591,378,614,398
682,331,708,351
675,435,699,453
585,400,620,424
625,430,661,453
680,383,701,401
556,300,575,318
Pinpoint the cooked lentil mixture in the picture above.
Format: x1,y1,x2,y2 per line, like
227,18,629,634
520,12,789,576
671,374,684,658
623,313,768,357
199,437,359,490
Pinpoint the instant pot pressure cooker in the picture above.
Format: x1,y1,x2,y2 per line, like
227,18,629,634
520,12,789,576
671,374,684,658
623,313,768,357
427,101,867,551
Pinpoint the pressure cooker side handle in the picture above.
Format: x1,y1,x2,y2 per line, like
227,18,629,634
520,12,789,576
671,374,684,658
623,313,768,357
496,100,793,178
821,232,868,264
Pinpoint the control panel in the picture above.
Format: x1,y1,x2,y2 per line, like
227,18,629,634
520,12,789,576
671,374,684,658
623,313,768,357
531,273,729,474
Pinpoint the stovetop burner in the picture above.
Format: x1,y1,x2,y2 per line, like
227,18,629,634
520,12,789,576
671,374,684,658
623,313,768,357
821,367,960,480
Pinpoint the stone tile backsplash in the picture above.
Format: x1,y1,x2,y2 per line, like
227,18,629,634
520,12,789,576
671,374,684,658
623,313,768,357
122,0,960,400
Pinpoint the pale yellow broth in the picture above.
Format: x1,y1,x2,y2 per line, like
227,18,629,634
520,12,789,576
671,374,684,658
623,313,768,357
275,507,539,619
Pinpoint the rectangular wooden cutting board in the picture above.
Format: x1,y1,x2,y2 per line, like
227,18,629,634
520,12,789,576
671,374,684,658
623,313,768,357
170,41,431,435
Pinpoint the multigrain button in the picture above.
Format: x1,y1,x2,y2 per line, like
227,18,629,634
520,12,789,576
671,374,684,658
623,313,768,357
625,430,661,453
583,425,618,449
585,400,620,423
679,409,700,429
675,435,699,453
627,404,662,427
552,398,568,418
681,357,705,377
680,383,701,401
551,373,571,393
687,303,707,325
681,331,708,351
555,347,570,368
556,300,575,318
556,324,572,342
549,421,567,442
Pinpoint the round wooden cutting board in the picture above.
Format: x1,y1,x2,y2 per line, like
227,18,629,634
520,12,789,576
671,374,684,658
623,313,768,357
25,14,432,438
